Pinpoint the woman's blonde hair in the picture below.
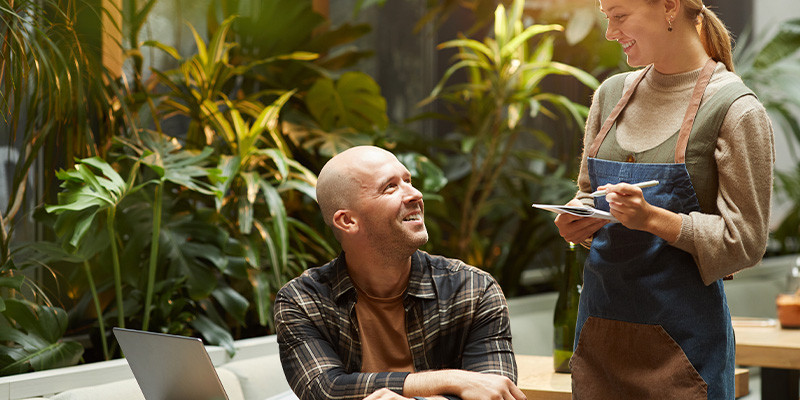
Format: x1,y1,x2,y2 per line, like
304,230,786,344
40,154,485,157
650,0,735,72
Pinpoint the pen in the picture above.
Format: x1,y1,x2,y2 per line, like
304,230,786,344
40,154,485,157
590,180,659,197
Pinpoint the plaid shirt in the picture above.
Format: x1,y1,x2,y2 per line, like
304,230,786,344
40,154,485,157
274,250,517,400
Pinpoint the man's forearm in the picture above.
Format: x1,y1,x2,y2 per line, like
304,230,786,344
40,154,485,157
403,370,460,397
403,369,524,400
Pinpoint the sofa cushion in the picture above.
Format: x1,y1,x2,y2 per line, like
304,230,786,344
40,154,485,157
49,378,144,400
218,354,292,400
48,368,244,400
264,391,299,400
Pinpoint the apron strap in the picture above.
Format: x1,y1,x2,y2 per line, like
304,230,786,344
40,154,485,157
587,59,718,162
674,59,717,163
586,65,652,158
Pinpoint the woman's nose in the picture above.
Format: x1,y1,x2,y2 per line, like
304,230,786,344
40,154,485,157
605,22,617,41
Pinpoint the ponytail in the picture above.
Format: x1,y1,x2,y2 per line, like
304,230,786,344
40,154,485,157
696,5,735,72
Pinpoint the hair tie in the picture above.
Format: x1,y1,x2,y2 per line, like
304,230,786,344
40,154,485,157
700,5,706,13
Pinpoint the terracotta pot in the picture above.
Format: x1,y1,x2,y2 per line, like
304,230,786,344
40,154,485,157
776,294,800,328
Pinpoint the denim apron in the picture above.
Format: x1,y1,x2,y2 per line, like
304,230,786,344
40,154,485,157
571,59,735,400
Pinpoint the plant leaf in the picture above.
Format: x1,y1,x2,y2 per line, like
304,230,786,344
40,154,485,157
0,300,83,375
190,314,235,357
306,72,388,132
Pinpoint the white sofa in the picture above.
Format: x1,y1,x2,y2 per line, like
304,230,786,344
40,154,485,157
0,336,295,400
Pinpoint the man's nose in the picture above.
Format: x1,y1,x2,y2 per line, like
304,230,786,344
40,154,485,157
403,182,423,203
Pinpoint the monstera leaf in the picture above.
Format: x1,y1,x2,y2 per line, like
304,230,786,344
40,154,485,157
0,299,83,375
46,156,139,331
160,214,229,300
306,71,388,132
46,157,135,248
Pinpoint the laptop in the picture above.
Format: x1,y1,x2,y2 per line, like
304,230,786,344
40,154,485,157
113,327,229,400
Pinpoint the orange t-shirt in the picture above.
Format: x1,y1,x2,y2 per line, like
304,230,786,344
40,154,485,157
353,283,414,373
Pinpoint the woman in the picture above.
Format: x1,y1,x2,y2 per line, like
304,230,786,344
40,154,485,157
554,0,774,398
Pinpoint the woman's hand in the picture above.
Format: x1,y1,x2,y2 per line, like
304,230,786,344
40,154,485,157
554,199,609,244
600,182,682,242
601,182,654,231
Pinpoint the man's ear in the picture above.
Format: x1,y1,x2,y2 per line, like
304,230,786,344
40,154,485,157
332,210,358,235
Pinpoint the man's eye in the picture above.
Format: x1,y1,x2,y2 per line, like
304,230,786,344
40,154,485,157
614,15,626,20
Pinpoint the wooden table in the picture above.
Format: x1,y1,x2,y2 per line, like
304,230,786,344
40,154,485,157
516,355,571,400
516,354,750,399
734,321,800,399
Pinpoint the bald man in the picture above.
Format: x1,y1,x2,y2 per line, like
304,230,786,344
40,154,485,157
274,146,524,400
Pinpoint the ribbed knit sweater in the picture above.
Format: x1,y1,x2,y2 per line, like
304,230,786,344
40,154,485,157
576,62,775,284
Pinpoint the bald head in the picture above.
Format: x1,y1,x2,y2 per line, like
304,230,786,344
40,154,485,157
316,146,399,227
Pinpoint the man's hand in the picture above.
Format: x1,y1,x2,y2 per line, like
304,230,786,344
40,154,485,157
362,388,410,400
404,370,526,400
454,371,526,400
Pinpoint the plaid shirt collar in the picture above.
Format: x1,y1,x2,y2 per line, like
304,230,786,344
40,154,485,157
329,250,438,304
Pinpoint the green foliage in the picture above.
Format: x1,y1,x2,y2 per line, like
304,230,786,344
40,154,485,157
206,0,386,168
774,165,800,254
0,299,83,375
0,275,25,313
525,0,627,75
208,0,372,86
284,72,389,158
146,16,310,148
413,0,597,292
46,156,138,358
119,131,220,332
306,72,388,133
0,0,158,371
0,0,119,267
140,15,340,335
47,158,137,247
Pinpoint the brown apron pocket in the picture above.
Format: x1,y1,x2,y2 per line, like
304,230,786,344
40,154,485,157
571,316,707,400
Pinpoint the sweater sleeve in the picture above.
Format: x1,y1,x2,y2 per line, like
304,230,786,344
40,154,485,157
670,95,775,284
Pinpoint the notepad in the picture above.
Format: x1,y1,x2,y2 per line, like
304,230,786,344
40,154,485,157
532,204,619,222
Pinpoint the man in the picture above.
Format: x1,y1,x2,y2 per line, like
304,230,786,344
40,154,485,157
274,146,525,400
